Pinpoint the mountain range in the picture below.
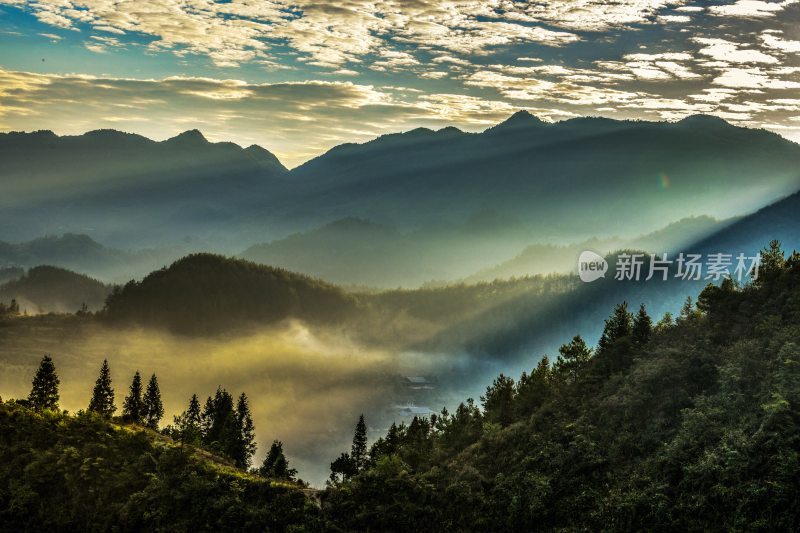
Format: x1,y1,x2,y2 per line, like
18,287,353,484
3,114,799,255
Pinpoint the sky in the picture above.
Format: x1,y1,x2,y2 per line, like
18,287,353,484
1,0,800,168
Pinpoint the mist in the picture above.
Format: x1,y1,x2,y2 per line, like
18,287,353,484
0,318,490,486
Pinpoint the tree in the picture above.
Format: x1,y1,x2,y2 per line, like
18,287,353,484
632,303,652,346
330,452,357,483
352,414,368,472
515,356,551,417
173,394,202,445
259,440,297,481
655,311,673,334
142,373,164,430
554,336,592,383
122,371,144,424
234,393,257,469
598,302,633,352
756,239,785,285
28,354,59,410
88,359,115,417
481,374,516,426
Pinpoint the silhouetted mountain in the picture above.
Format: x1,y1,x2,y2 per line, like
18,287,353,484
103,254,355,334
0,233,185,283
0,129,287,246
4,116,800,260
0,265,110,313
692,190,800,255
284,115,800,237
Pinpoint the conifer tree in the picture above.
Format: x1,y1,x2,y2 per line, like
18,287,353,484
598,301,634,351
351,414,368,472
29,354,59,410
481,374,516,426
173,394,202,445
142,373,164,430
88,359,115,417
632,303,653,346
235,392,257,469
554,335,592,383
122,371,144,424
260,440,297,480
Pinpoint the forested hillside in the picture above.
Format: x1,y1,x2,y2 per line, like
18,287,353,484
322,241,800,531
103,253,355,334
0,266,110,313
0,401,319,532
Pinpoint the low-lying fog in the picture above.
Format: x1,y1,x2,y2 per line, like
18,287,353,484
0,319,500,486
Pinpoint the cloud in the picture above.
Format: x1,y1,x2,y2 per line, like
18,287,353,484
0,68,529,167
761,32,800,52
3,0,696,69
709,0,800,18
694,37,780,64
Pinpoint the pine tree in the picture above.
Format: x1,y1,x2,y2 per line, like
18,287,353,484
259,440,297,480
173,394,202,445
351,414,368,472
554,335,592,383
122,371,144,424
28,354,59,410
598,302,634,352
142,373,164,430
234,392,257,469
481,374,516,426
632,303,653,346
88,359,115,417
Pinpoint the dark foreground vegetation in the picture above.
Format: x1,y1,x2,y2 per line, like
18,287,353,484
2,241,800,531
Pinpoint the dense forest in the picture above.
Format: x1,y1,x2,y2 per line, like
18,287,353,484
3,241,800,531
322,241,800,531
102,253,356,334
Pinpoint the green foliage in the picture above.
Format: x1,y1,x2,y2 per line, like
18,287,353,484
0,402,319,532
259,441,298,481
170,394,203,446
121,371,144,424
351,414,368,472
87,359,115,417
481,374,516,427
324,240,800,532
142,374,164,430
199,388,256,469
103,253,354,334
28,354,59,411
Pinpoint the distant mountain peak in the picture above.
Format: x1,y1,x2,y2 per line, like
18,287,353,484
488,110,546,133
166,129,208,144
676,114,732,127
244,144,288,173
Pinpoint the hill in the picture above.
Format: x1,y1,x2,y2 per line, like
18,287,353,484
0,266,110,313
282,113,800,237
103,253,356,334
322,243,800,531
4,115,800,255
693,189,800,256
0,401,319,532
0,233,184,284
0,130,287,247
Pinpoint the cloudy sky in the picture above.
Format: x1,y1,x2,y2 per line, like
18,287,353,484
1,0,800,167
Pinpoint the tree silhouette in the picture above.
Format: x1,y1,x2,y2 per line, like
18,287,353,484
259,440,297,481
88,359,115,417
351,414,368,472
173,394,202,445
28,354,59,410
142,373,164,430
632,303,653,346
235,393,256,469
122,371,144,424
